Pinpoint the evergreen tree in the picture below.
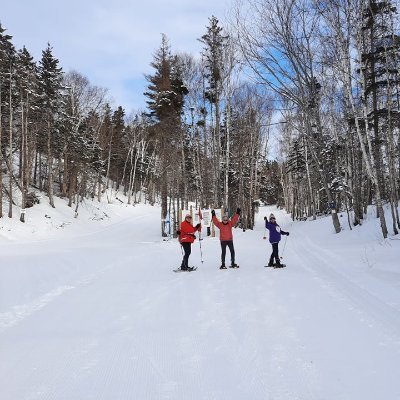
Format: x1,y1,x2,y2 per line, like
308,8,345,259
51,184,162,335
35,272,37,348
144,34,188,235
0,23,16,218
37,43,65,207
110,106,126,189
15,46,39,221
144,34,187,123
199,16,229,206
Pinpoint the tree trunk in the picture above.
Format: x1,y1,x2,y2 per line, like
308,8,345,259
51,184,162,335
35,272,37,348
8,74,13,218
0,82,3,218
47,120,55,208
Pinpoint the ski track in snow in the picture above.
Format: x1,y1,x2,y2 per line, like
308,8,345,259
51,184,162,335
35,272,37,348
0,285,75,333
292,236,400,345
1,205,400,399
0,257,129,334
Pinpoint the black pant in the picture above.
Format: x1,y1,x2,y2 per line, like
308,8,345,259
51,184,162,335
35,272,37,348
221,240,235,265
269,242,280,264
181,242,192,269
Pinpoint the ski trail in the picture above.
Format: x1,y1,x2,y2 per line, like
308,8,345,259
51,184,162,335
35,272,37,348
291,236,400,344
3,205,400,399
169,265,324,400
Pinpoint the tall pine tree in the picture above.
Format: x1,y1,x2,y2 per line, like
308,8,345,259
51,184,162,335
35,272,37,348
38,43,64,208
144,34,188,235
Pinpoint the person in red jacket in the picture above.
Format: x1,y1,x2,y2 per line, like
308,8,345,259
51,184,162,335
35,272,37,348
212,208,240,269
176,214,201,271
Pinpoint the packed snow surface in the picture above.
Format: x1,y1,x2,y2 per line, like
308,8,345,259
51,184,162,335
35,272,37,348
1,201,400,399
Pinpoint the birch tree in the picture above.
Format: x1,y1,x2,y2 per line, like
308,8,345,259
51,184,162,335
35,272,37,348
233,0,342,232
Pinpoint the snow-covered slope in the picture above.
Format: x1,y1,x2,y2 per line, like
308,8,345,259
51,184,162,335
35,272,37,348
1,201,399,399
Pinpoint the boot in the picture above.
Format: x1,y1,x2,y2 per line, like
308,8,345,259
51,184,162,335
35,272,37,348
230,263,238,268
267,257,274,267
220,263,227,269
181,262,188,271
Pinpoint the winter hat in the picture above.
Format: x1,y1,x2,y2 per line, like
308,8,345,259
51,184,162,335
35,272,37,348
185,214,192,219
269,213,276,220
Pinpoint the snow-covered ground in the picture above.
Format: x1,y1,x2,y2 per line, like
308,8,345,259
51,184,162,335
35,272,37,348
1,199,400,399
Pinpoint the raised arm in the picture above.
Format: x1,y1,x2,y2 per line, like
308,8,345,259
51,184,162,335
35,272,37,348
231,213,239,226
212,215,222,229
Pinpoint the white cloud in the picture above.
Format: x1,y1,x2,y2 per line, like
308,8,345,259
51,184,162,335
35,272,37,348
1,0,231,111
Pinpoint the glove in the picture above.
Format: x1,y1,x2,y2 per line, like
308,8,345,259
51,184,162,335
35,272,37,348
176,230,181,235
211,210,216,217
236,208,241,215
264,216,267,221
285,232,290,236
195,223,201,229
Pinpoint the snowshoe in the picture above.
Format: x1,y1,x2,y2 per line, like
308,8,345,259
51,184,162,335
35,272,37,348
264,263,275,268
173,266,197,273
229,264,239,268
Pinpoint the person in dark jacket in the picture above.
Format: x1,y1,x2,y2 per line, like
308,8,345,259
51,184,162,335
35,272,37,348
212,208,240,269
176,214,201,270
264,213,289,267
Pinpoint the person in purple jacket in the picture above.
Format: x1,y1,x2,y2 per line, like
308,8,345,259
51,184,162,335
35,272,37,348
264,213,289,267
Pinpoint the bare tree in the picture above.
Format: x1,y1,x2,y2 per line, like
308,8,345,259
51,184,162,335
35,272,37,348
232,0,342,232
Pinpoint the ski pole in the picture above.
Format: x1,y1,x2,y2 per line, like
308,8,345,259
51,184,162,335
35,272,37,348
263,216,267,239
198,232,204,264
280,235,288,259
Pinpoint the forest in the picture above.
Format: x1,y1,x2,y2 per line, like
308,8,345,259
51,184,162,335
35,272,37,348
1,0,399,239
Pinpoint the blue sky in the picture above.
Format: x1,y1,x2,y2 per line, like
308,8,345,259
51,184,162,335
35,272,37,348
1,0,231,112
